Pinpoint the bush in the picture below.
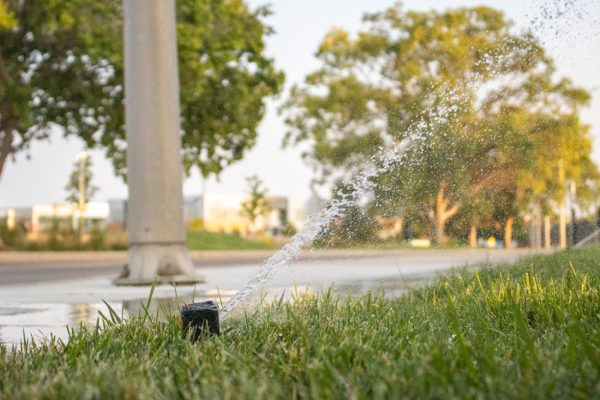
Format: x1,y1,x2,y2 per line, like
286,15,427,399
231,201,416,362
0,222,26,248
88,226,106,250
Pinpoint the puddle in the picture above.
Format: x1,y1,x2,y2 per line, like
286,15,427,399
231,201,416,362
0,275,434,347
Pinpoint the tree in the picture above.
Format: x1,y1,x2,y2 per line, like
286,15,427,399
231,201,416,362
240,175,269,233
0,1,15,29
487,81,597,247
65,153,98,206
65,153,98,235
283,4,596,244
0,0,283,183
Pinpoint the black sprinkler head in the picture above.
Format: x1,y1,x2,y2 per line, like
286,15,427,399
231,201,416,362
181,301,220,339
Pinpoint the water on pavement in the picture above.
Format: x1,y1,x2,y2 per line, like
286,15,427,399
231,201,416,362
0,249,538,346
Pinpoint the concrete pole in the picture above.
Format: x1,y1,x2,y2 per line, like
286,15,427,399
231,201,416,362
115,0,202,285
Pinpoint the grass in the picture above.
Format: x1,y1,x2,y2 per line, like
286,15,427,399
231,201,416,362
186,230,274,251
1,247,600,399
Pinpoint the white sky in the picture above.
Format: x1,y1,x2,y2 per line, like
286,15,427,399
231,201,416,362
0,0,598,207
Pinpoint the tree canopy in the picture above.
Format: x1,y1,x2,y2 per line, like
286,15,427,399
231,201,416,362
0,0,283,181
283,4,597,244
240,174,269,233
64,154,97,207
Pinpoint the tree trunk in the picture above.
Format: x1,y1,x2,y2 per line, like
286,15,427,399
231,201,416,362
534,205,543,250
429,182,460,245
559,205,567,249
0,102,16,180
469,225,477,248
544,215,552,249
504,217,514,249
434,214,446,245
0,123,11,250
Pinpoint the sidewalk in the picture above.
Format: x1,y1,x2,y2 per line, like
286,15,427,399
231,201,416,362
0,248,544,345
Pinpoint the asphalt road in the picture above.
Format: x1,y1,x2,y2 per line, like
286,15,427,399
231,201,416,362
0,248,541,286
0,251,260,286
0,249,392,286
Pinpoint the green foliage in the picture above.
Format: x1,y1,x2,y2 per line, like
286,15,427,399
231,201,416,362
317,183,377,247
317,205,376,247
1,247,600,398
0,0,123,176
0,0,283,180
240,175,269,228
282,4,598,244
186,229,273,250
45,218,78,250
0,1,16,29
186,217,204,230
0,221,25,248
64,154,98,205
88,225,105,250
281,222,297,237
26,221,120,251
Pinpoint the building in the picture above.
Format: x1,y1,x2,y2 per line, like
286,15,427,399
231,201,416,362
0,202,110,239
196,193,309,236
196,192,250,234
1,191,316,239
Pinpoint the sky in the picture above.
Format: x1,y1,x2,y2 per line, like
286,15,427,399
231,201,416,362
0,0,599,208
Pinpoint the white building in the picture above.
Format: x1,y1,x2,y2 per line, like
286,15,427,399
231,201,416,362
191,192,310,236
0,202,110,238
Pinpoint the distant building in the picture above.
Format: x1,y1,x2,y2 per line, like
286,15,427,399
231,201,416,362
288,198,308,230
26,192,316,238
0,202,110,239
196,193,309,236
197,192,250,234
0,207,32,232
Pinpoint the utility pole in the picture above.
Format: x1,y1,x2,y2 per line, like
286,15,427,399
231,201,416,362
558,158,567,249
115,0,202,285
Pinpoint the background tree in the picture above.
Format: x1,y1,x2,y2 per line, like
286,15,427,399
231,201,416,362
64,154,98,206
65,153,98,235
0,0,283,184
240,175,269,233
283,4,597,244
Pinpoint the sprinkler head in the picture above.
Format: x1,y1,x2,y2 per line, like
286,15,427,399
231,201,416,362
181,301,220,339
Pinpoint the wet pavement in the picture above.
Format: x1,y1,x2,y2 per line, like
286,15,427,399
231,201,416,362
0,248,543,346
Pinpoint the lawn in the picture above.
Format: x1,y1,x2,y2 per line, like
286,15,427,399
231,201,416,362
1,247,599,399
186,230,274,250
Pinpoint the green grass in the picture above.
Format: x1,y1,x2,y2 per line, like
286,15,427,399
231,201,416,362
186,230,274,250
2,247,600,399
